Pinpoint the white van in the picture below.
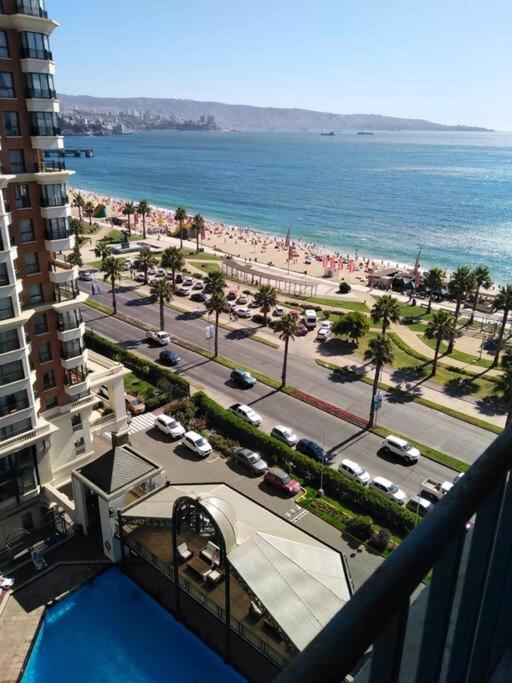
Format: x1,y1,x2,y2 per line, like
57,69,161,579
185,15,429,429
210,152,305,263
304,309,317,328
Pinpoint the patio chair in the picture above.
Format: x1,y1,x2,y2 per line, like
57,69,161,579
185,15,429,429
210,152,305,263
200,541,220,566
31,548,47,571
206,568,223,586
177,542,192,562
0,576,14,589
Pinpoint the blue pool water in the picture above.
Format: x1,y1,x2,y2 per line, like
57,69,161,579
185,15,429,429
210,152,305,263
22,568,245,683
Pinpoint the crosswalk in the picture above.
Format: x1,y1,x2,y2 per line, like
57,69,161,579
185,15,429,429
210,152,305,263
104,412,156,437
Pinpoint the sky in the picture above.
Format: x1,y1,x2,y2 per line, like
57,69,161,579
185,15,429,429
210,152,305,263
49,0,511,130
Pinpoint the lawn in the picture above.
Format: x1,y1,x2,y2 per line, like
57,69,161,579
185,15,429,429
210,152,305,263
188,261,221,274
123,373,158,400
294,295,369,312
420,334,492,369
183,250,223,261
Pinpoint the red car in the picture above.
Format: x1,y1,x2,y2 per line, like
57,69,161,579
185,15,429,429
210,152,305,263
264,467,301,496
296,322,308,336
227,290,237,300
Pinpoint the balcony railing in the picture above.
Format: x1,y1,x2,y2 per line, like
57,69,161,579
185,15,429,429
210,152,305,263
61,345,85,360
45,225,72,241
37,160,65,173
53,283,79,302
15,1,48,18
278,427,512,683
0,399,29,417
31,124,60,137
57,314,82,331
25,87,56,100
41,194,68,208
21,47,53,61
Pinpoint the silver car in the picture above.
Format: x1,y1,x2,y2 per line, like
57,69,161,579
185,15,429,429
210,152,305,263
271,425,298,447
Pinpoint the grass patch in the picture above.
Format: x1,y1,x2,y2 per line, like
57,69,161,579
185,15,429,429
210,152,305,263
123,373,158,399
183,250,223,261
84,299,113,315
421,334,492,369
292,295,369,312
189,262,221,274
85,259,103,269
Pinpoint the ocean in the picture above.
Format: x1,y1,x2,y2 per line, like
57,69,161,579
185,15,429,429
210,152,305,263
68,129,512,284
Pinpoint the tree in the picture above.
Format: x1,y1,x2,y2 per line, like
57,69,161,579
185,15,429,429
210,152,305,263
161,246,185,292
67,248,83,268
137,200,151,239
83,200,95,226
469,265,493,325
332,311,370,344
371,295,401,335
364,335,394,427
273,313,299,387
256,284,277,326
94,242,112,265
495,347,512,428
205,291,229,357
134,247,157,285
447,265,476,352
122,201,135,235
149,277,173,331
492,285,512,367
102,256,123,314
174,206,187,249
192,213,205,252
423,267,444,313
204,270,227,295
425,310,456,376
72,191,85,223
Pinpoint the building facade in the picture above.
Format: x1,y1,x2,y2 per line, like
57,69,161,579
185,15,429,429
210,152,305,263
0,0,128,547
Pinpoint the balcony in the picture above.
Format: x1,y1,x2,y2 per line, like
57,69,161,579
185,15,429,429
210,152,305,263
53,282,79,303
60,344,85,361
25,87,56,100
15,1,48,18
48,259,77,285
0,398,29,418
40,193,68,208
44,222,74,252
21,47,53,61
37,160,65,173
57,312,83,332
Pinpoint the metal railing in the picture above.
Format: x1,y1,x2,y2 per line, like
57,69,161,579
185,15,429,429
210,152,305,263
41,193,68,208
278,427,512,683
0,428,36,455
38,160,65,173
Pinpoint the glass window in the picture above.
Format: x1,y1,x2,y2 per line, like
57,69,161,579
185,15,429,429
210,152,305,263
38,341,51,363
44,216,69,239
25,72,54,98
61,339,83,359
19,219,34,242
33,312,47,334
45,395,58,409
0,296,14,320
0,71,14,97
14,447,38,495
0,389,28,416
8,149,25,173
0,328,20,352
15,184,30,209
0,418,32,441
0,360,24,386
41,183,67,207
0,31,8,58
0,262,8,286
43,369,55,389
28,283,43,304
20,31,50,59
23,251,39,275
30,111,58,136
3,111,19,136
18,1,47,19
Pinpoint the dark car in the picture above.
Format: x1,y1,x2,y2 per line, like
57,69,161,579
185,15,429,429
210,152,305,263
232,447,268,476
175,273,183,284
176,286,190,296
159,349,181,366
230,368,256,387
296,438,332,463
264,467,301,495
191,292,207,303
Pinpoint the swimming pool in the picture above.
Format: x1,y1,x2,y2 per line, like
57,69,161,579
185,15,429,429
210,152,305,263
22,567,245,683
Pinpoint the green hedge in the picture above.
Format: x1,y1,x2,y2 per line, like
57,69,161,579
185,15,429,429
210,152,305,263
84,330,190,401
193,392,417,535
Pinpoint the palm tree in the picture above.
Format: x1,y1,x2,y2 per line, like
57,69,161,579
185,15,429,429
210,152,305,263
83,200,95,226
371,294,401,335
67,248,83,268
332,311,370,345
425,310,456,376
469,265,493,325
192,213,205,252
423,267,444,313
161,246,185,292
495,347,512,428
94,242,112,264
137,200,151,239
205,291,229,357
122,201,135,235
256,284,277,326
447,265,476,352
273,313,299,387
364,335,394,427
204,270,227,295
134,247,157,285
149,277,173,331
102,256,123,314
492,285,512,367
174,206,187,249
72,192,85,223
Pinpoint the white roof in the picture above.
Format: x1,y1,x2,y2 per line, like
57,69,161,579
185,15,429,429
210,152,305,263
386,435,408,447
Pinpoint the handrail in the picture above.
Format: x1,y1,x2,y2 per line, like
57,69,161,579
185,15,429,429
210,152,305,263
277,427,512,683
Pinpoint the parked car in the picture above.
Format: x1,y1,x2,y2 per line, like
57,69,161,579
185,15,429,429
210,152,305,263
264,467,301,495
230,403,262,426
79,270,94,281
182,431,212,457
319,319,333,330
183,277,194,287
154,414,185,438
230,368,256,387
316,327,331,342
236,306,252,318
271,425,298,447
228,301,238,312
135,272,145,282
193,281,204,290
338,459,370,486
125,393,145,415
419,478,453,505
304,309,317,328
175,273,183,284
273,305,285,316
296,438,332,463
249,298,260,308
147,330,170,346
231,447,267,475
176,287,190,296
406,495,434,517
123,259,133,271
148,266,158,276
227,290,237,300
296,322,308,336
369,476,406,505
191,292,207,303
382,435,420,464
159,349,181,366
157,268,167,277
237,294,248,305
165,272,174,281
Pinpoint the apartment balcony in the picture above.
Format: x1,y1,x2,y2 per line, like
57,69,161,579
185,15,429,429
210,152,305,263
31,133,63,151
21,47,53,61
0,420,53,458
51,289,88,313
44,224,74,252
63,366,90,397
0,236,16,264
48,259,78,285
37,159,65,173
60,347,87,371
40,193,68,208
25,86,56,100
0,397,30,419
52,281,80,303
20,56,55,77
25,98,59,114
15,1,49,18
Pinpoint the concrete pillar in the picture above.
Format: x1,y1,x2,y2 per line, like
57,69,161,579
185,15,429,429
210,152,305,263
72,476,88,535
98,495,123,562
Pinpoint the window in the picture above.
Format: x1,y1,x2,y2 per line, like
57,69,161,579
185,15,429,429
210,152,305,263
0,296,13,320
13,447,38,496
43,369,55,389
0,31,8,58
17,1,48,19
23,251,39,275
25,72,55,99
0,328,20,353
41,183,67,207
8,149,25,174
0,71,13,98
44,217,70,240
74,437,86,454
38,342,51,363
3,111,20,136
71,414,82,431
0,360,24,386
20,32,51,60
19,218,34,242
30,111,59,136
22,511,34,531
61,339,83,359
28,283,43,304
0,262,8,286
45,396,57,409
0,389,28,416
15,184,30,209
0,418,32,441
33,312,47,334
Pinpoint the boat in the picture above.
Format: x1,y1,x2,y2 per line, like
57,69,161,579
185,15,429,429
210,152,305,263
357,131,374,135
321,131,335,136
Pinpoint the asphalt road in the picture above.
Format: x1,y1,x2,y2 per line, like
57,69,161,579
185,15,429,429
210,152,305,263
81,282,495,463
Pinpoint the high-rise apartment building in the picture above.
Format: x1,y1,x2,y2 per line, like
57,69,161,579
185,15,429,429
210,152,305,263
0,0,128,546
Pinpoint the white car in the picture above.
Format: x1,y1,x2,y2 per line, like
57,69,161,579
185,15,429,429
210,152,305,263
154,414,185,438
316,327,331,342
148,266,158,276
236,306,252,318
237,294,248,305
182,431,212,458
230,403,262,426
147,330,170,346
135,272,145,282
271,425,298,447
339,459,370,486
382,435,420,464
319,319,333,330
157,268,167,277
370,476,406,505
274,305,285,316
123,259,133,271
228,301,238,311
249,298,260,308
79,270,94,281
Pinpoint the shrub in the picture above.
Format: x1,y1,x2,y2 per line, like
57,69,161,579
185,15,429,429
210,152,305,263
346,515,373,541
165,398,198,425
339,281,352,294
369,528,391,553
206,430,239,457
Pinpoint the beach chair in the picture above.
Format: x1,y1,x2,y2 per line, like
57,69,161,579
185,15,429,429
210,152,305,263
31,549,47,571
0,576,14,589
200,541,220,566
177,542,192,562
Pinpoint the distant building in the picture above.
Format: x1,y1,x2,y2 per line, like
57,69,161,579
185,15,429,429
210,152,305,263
207,115,215,125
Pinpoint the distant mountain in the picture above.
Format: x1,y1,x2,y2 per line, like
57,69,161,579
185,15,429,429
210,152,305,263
58,94,492,132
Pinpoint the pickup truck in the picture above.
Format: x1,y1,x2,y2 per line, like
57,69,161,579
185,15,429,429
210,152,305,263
147,330,170,346
419,477,453,504
229,403,262,426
